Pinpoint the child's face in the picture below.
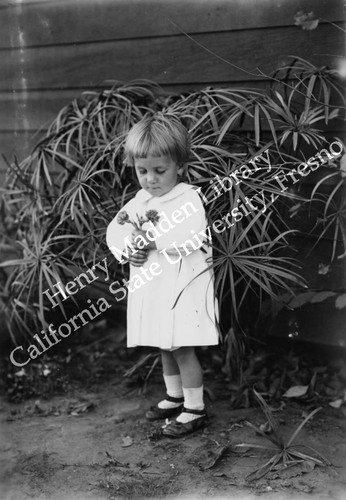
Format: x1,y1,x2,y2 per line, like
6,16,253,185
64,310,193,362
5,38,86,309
134,155,179,197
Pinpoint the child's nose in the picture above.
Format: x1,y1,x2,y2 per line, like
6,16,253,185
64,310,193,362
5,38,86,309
147,173,158,184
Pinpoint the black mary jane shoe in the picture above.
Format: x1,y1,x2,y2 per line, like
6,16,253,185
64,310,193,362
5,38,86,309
145,394,184,421
162,407,208,438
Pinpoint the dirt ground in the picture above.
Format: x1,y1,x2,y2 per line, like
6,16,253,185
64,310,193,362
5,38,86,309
1,327,346,500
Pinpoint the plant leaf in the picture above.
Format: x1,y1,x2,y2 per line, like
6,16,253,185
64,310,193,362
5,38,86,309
283,385,309,398
287,407,321,447
252,388,284,446
246,452,283,481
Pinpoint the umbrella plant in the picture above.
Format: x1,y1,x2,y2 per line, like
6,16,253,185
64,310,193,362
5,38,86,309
0,59,344,363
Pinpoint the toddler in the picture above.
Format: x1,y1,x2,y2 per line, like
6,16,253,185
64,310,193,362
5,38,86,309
106,112,219,437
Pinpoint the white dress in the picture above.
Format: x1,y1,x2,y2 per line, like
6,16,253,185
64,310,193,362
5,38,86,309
106,182,219,349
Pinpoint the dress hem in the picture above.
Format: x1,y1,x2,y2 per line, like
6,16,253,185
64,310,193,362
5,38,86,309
127,342,219,349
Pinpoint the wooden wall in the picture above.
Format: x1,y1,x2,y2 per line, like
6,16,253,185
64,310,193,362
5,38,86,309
0,0,344,174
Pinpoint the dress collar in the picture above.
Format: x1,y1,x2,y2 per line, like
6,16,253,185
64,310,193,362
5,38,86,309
135,183,195,203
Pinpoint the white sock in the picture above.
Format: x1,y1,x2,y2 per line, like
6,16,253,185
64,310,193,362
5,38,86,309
176,386,205,423
158,374,183,409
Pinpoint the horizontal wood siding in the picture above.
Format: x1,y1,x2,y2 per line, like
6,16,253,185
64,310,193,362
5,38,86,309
0,0,344,170
1,0,343,48
2,25,344,92
0,0,345,345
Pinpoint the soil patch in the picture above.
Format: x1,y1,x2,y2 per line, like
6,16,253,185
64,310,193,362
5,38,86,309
1,326,346,499
1,375,346,500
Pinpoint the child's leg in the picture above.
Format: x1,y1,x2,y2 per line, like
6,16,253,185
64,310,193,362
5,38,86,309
161,349,180,376
172,347,205,423
158,350,183,409
145,350,184,420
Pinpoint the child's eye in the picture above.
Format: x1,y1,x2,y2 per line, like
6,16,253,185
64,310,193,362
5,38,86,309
138,169,147,175
156,169,166,174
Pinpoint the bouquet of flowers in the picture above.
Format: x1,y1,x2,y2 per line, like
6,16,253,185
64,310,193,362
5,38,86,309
117,209,160,229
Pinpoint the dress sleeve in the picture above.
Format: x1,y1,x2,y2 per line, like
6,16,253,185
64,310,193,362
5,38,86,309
106,199,135,263
154,190,209,256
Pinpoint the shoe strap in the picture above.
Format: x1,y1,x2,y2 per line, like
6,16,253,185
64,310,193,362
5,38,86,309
165,394,184,403
182,406,206,415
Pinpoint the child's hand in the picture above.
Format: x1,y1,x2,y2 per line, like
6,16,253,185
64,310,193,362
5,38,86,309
131,229,157,250
128,248,148,267
131,228,148,246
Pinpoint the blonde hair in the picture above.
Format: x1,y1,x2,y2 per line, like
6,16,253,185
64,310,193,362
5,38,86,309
123,112,190,167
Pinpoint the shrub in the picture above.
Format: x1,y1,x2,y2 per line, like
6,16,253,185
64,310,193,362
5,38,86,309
0,60,344,357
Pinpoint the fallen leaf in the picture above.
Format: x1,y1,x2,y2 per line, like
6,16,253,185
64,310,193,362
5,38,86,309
288,289,336,305
294,10,319,30
288,292,317,308
336,293,346,309
121,436,133,447
318,264,330,276
68,401,96,415
329,399,343,409
310,291,335,303
268,461,315,480
198,445,229,471
283,385,309,398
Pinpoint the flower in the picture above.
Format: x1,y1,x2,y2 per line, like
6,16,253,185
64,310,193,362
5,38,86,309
145,210,160,225
117,209,160,229
117,211,130,225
